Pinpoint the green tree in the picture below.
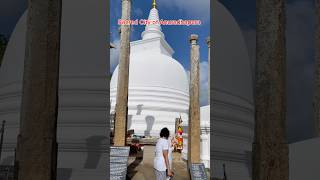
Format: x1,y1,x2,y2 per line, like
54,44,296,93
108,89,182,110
0,34,8,67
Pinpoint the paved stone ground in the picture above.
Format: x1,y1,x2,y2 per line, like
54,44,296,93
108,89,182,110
126,146,190,180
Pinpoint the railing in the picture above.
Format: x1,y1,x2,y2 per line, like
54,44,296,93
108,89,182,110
0,165,17,180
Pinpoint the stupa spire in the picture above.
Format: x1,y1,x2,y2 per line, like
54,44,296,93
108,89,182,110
152,0,157,9
141,0,164,40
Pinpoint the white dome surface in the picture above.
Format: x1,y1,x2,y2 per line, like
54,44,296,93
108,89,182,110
210,1,254,180
110,52,188,94
212,4,254,104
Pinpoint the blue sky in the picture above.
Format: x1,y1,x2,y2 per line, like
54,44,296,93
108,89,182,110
110,0,210,105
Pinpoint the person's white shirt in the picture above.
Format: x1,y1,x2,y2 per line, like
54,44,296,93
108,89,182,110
154,137,169,171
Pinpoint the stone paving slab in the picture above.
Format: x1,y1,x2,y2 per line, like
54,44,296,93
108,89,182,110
127,145,190,180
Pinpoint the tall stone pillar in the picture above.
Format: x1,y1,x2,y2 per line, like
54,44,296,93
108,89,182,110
253,0,288,180
206,37,211,104
314,0,320,137
188,34,201,166
17,0,62,179
114,0,131,146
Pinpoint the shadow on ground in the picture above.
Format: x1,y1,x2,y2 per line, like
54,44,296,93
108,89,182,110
126,146,190,180
127,156,143,179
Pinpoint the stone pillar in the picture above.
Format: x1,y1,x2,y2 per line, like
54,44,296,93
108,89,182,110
114,0,131,146
206,37,211,104
253,0,288,180
314,0,320,137
17,0,62,179
188,34,201,166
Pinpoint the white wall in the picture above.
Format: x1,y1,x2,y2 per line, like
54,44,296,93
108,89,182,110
289,137,320,180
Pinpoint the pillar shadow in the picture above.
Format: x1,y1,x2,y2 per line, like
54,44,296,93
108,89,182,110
136,104,143,115
126,156,143,179
245,150,252,178
127,115,133,130
57,168,73,180
144,115,155,136
84,135,106,169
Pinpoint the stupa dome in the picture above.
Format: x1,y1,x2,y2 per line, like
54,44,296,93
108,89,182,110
110,50,188,95
210,2,254,179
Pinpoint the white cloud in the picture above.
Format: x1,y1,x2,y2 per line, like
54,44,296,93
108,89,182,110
200,61,209,106
160,0,210,24
186,61,209,106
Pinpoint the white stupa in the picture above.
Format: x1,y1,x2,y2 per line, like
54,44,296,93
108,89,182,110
110,5,189,137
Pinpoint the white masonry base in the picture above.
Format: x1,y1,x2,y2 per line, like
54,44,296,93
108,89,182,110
181,134,211,168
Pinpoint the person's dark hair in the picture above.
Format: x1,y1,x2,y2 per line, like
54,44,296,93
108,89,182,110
160,127,170,139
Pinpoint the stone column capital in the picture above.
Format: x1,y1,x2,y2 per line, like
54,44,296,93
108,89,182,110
206,36,211,47
189,34,198,45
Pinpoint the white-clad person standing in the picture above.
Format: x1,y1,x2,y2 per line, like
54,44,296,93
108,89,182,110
154,127,174,180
